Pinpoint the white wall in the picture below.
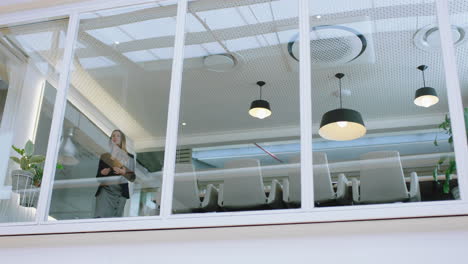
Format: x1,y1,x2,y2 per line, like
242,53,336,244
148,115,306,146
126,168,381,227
1,216,467,263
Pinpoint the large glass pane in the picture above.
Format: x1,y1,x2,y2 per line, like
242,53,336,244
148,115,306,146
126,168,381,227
172,0,301,214
0,18,68,222
309,0,459,207
48,2,176,220
449,0,468,200
450,0,468,106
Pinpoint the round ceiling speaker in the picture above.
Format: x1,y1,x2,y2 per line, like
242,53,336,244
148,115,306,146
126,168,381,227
414,24,466,51
203,53,238,72
288,25,368,65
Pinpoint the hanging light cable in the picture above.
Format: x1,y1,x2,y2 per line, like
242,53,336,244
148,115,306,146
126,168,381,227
318,73,366,141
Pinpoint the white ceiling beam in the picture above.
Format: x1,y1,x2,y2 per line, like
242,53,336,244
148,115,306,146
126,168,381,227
73,2,441,58
29,38,152,143
0,18,67,35
0,2,447,37
79,0,279,31
78,30,146,73
101,18,296,54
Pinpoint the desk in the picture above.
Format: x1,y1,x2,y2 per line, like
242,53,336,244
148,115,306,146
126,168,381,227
29,151,452,190
52,176,126,189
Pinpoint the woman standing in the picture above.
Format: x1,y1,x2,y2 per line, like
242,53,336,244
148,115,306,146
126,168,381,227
95,129,135,218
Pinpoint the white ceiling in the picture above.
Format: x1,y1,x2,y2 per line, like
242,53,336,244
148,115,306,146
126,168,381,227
5,0,468,150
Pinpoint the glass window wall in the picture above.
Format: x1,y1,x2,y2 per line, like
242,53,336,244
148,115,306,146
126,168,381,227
0,18,68,222
448,0,468,201
1,0,467,231
47,1,177,220
309,0,459,207
172,0,301,214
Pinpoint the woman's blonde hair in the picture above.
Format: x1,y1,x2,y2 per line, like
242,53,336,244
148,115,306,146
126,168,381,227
110,129,128,153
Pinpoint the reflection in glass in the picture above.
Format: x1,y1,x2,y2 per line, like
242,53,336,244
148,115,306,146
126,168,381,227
48,1,177,220
448,0,468,200
94,129,136,218
309,0,459,206
173,0,301,213
0,19,67,222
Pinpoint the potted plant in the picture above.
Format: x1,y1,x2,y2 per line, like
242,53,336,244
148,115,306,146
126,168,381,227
9,140,44,206
9,140,63,206
433,108,468,196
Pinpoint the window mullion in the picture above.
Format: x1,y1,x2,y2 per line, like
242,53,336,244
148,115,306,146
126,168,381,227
35,12,81,223
435,0,468,201
159,0,188,218
299,0,314,209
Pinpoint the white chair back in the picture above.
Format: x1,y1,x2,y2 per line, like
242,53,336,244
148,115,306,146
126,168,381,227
222,159,266,209
172,163,200,212
359,151,408,203
313,152,336,202
287,152,335,204
287,155,301,204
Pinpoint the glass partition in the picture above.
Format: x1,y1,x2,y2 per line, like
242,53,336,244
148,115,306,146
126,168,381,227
0,19,68,222
172,0,301,214
0,0,466,234
309,0,459,207
448,0,468,201
450,0,468,109
48,1,177,220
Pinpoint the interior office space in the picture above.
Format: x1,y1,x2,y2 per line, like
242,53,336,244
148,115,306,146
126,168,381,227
1,0,468,263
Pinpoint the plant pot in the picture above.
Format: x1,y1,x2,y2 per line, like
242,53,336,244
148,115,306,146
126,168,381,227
11,170,38,207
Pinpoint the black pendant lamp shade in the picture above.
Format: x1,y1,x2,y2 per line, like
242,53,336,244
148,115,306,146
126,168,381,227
249,81,272,119
319,73,366,141
414,65,439,108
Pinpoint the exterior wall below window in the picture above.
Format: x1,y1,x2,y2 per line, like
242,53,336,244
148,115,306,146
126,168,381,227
0,216,467,263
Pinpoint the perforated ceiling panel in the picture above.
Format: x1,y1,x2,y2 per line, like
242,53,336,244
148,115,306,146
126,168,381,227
69,0,468,148
178,0,300,137
73,1,178,142
450,0,468,105
308,0,447,124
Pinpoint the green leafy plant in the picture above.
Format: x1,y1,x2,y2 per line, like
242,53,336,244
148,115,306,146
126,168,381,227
10,140,63,187
433,108,468,194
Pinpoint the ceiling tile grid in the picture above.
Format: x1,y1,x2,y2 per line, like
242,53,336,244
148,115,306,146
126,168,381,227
179,0,300,132
450,0,468,105
54,0,468,144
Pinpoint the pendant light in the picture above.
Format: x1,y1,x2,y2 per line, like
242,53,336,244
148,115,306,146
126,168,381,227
249,81,272,119
319,73,366,141
58,127,79,166
414,65,439,108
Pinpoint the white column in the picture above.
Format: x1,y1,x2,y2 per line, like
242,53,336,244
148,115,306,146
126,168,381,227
36,13,81,222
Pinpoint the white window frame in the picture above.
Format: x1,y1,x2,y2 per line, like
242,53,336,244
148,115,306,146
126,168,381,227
0,0,467,235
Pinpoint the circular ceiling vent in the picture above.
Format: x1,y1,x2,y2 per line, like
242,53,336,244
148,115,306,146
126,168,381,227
203,53,240,72
414,24,466,51
288,25,368,65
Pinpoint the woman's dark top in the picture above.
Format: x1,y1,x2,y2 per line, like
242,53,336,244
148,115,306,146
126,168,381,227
95,153,136,199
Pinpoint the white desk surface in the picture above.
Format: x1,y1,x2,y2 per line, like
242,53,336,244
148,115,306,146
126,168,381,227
2,152,451,190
